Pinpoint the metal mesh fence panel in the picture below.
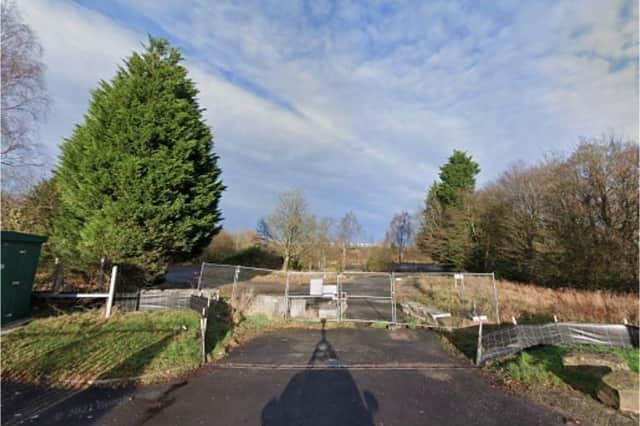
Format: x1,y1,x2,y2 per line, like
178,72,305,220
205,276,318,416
340,272,393,323
236,266,287,296
287,272,339,296
286,272,340,321
199,263,237,291
197,263,504,327
395,272,499,327
478,323,639,365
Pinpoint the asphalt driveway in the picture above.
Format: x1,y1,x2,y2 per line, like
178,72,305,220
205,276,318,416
2,327,563,426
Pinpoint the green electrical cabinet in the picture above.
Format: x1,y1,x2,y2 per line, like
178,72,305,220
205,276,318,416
1,231,47,327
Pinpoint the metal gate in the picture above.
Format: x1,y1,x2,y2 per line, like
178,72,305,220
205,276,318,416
198,263,399,325
339,272,396,323
284,271,397,324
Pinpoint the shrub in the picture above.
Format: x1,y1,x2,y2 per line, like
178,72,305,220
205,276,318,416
222,246,283,269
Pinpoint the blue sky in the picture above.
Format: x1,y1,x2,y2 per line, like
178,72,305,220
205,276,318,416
21,0,639,241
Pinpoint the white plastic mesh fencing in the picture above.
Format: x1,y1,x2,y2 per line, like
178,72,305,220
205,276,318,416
477,323,639,365
114,289,196,312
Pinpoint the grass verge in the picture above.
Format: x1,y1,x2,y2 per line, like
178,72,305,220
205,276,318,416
493,344,639,394
438,326,639,424
1,309,209,387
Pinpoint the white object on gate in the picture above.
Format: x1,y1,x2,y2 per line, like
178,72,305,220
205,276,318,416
310,278,323,296
322,285,337,298
319,308,337,319
454,273,464,280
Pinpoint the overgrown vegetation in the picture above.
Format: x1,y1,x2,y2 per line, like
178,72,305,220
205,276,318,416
418,137,638,292
398,275,639,326
219,246,284,270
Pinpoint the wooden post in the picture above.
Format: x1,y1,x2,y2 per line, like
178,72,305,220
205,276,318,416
105,265,118,318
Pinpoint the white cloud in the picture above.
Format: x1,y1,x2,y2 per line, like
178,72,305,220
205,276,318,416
19,0,639,238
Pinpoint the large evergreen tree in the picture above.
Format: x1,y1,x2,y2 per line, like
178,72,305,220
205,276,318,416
417,150,479,269
52,38,224,280
435,150,480,206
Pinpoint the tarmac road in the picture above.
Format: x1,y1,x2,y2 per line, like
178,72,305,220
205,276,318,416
2,327,563,426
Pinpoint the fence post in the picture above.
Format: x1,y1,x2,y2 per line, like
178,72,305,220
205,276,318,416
338,273,344,322
475,320,484,366
200,308,207,365
390,272,397,325
197,262,205,290
52,257,62,291
105,265,118,318
98,257,106,290
231,266,240,305
284,272,290,320
491,272,500,323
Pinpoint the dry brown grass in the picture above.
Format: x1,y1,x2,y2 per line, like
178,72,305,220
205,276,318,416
396,274,638,326
497,280,638,325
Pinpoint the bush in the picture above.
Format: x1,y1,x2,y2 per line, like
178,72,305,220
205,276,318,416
364,248,394,272
222,246,283,269
204,231,236,262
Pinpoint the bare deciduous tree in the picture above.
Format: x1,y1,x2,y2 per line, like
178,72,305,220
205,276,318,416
336,211,362,271
1,1,49,181
257,190,312,271
472,134,638,291
385,211,413,263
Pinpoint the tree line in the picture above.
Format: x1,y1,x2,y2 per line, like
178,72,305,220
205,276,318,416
416,137,638,292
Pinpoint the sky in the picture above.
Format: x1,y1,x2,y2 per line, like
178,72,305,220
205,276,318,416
19,0,639,241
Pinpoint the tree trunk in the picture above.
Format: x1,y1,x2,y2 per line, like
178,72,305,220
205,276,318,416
282,253,289,271
341,244,347,271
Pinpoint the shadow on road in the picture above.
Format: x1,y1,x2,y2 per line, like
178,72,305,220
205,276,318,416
261,320,378,426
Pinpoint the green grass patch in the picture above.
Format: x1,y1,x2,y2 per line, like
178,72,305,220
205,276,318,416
1,306,234,387
370,321,388,329
493,344,640,395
